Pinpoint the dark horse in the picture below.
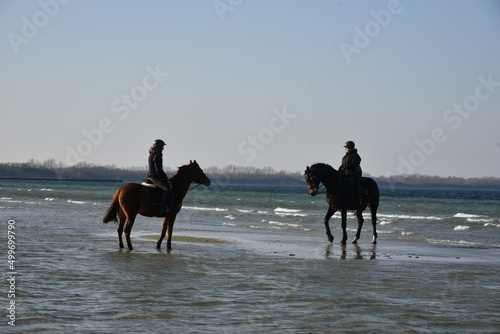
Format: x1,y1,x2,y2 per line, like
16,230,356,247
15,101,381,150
304,163,379,245
103,160,211,251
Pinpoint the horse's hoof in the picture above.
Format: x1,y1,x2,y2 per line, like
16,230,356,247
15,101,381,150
372,240,377,244
119,243,124,249
352,239,358,244
339,241,346,246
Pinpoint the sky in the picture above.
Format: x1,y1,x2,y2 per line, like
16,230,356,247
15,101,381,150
1,0,500,178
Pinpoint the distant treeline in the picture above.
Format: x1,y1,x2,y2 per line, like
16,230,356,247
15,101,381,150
1,159,500,189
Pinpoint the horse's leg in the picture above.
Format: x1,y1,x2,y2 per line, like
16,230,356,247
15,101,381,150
124,212,137,251
117,210,126,249
370,205,378,244
157,213,176,251
352,206,366,244
324,206,336,243
156,217,168,250
339,209,348,245
166,214,177,251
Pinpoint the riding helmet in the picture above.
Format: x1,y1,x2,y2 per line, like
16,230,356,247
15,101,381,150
153,139,166,148
343,141,355,149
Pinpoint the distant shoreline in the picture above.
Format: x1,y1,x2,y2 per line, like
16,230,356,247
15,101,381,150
1,160,500,190
0,177,122,183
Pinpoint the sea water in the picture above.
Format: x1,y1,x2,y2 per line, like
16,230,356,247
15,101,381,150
1,179,500,333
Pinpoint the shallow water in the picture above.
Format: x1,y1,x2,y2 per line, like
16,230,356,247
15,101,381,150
2,180,500,333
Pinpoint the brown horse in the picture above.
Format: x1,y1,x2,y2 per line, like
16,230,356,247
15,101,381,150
305,163,379,245
103,160,211,251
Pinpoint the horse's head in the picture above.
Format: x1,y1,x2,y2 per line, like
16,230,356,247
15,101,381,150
304,166,320,196
187,160,211,187
305,163,338,196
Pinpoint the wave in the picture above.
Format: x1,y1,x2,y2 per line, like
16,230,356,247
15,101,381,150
275,207,301,213
268,220,301,228
454,225,470,231
378,213,443,221
454,213,487,218
184,206,229,212
426,238,500,248
467,218,495,223
67,199,86,204
45,198,56,201
274,207,307,217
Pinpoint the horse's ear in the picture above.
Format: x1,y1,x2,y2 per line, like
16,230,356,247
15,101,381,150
194,160,197,164
306,166,310,172
189,160,193,164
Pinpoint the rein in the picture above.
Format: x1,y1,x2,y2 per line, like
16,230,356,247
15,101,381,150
189,183,203,190
308,169,339,195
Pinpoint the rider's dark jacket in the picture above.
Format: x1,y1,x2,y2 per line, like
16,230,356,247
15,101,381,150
338,149,362,177
147,149,168,180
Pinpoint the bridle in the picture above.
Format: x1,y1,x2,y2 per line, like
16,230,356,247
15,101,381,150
305,169,338,195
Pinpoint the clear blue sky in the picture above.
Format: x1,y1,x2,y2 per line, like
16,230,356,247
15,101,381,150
1,0,499,177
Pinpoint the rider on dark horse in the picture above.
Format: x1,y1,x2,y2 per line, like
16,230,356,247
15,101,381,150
147,139,171,215
338,141,363,205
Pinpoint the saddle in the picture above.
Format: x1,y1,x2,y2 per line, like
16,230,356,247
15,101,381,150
141,178,174,206
339,175,367,206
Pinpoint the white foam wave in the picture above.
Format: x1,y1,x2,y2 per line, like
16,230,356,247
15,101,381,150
467,218,493,223
184,206,229,212
275,207,301,213
484,223,500,228
224,215,235,220
454,213,487,218
274,207,307,217
237,209,253,213
223,222,236,227
379,213,443,221
67,200,86,204
41,188,55,191
268,221,301,227
426,239,499,248
45,198,56,201
454,225,470,231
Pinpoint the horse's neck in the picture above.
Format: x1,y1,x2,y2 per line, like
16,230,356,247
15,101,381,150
317,168,339,190
170,172,192,198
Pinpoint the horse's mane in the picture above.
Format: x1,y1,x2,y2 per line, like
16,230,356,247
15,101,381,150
173,161,199,176
310,162,337,173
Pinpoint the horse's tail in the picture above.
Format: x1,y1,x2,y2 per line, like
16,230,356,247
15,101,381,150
103,190,120,224
365,177,380,210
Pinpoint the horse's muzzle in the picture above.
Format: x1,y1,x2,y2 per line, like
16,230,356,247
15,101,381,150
309,188,318,196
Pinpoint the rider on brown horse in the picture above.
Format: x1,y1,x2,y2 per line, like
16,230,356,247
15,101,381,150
147,139,171,215
338,140,363,205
